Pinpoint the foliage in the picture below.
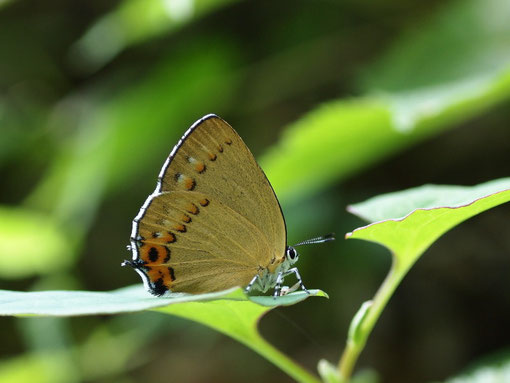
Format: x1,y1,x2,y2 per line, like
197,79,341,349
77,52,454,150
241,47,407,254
1,0,510,382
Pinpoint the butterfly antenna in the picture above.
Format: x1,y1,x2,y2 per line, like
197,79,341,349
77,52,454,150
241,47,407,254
293,233,335,247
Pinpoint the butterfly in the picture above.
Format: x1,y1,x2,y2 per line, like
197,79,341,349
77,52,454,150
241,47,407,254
122,114,333,297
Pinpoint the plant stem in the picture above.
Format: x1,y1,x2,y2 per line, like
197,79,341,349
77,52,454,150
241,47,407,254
338,257,406,381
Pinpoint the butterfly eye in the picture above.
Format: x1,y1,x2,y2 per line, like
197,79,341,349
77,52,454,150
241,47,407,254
286,247,298,261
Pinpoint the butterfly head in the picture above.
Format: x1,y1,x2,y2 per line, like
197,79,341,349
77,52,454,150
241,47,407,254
285,246,299,265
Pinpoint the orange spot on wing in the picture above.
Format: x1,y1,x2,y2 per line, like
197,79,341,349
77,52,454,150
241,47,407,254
194,162,206,173
175,173,196,190
162,232,176,243
186,203,199,215
146,266,176,289
199,198,209,207
184,177,196,190
139,244,170,264
181,214,191,223
208,152,217,161
174,223,186,232
146,231,176,244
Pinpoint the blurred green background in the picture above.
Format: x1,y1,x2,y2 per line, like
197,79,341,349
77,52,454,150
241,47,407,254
1,0,510,382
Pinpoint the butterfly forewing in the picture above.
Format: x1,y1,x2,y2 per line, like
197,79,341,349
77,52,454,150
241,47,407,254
130,115,287,295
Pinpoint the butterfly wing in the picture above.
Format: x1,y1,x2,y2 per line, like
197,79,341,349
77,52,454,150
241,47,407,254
128,115,287,295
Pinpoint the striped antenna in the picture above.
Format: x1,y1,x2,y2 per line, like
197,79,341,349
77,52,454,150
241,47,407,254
293,233,335,247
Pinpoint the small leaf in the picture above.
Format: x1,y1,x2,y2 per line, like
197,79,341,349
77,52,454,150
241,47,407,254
347,301,373,346
347,178,510,270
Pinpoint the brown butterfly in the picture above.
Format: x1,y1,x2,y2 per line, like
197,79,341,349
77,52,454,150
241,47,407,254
122,114,333,296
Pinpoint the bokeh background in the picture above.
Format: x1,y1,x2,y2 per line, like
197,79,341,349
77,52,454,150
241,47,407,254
1,0,510,382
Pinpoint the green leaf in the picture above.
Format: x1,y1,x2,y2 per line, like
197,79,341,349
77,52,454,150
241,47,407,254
0,285,326,383
0,285,322,316
347,178,510,270
338,178,510,379
0,206,71,279
347,301,373,346
262,74,510,203
158,292,326,383
262,99,392,202
262,0,510,203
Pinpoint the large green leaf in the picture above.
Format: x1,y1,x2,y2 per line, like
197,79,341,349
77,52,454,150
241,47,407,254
0,285,326,383
262,76,510,204
0,285,326,316
338,178,510,380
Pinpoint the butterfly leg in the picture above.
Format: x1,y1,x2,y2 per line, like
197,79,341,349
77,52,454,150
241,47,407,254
284,267,310,295
273,272,285,298
273,267,309,297
290,267,309,294
244,274,260,294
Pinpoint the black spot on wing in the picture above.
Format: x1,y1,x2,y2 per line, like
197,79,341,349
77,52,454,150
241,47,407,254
168,267,176,281
163,248,171,262
151,278,168,296
148,247,159,262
